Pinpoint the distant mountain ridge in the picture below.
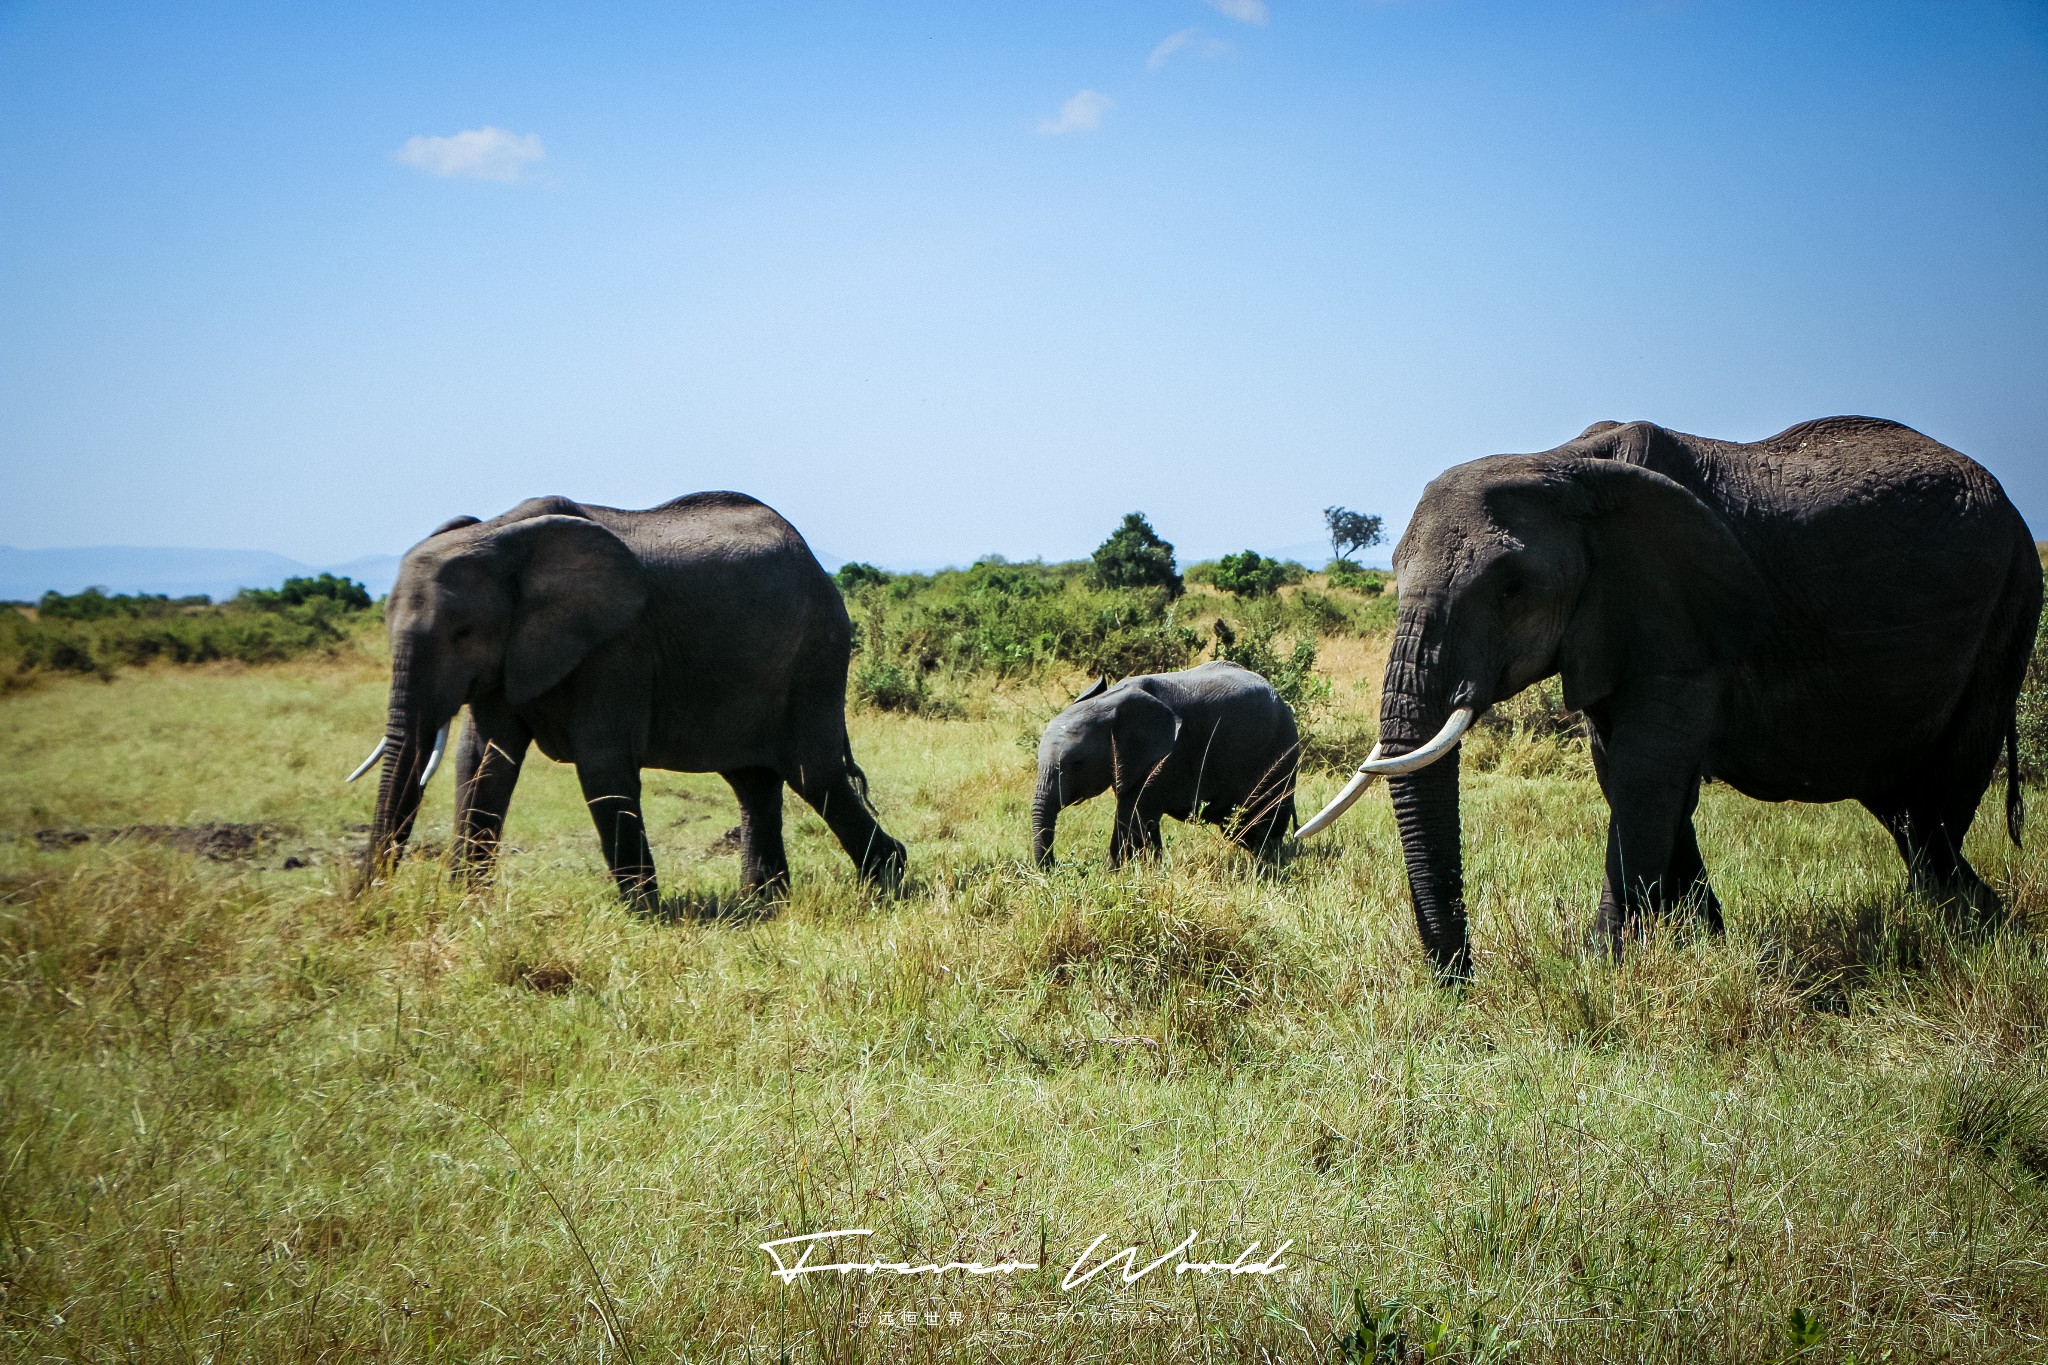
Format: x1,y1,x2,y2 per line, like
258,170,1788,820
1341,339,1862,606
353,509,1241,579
0,546,403,603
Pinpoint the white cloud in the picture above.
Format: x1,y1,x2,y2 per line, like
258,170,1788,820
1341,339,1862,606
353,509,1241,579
394,126,545,182
1038,89,1112,135
1147,26,1232,69
1206,0,1269,25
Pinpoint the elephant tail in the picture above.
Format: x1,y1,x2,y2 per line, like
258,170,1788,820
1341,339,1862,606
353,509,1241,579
2008,713,2025,847
844,736,873,805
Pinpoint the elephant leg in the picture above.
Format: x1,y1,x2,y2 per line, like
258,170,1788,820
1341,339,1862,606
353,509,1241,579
1108,798,1137,867
1227,799,1289,862
1864,660,2013,921
1864,788,2001,923
453,701,531,886
576,758,657,910
1665,782,1723,934
785,759,906,888
1585,681,1716,954
1230,759,1297,861
722,767,790,896
1108,798,1162,867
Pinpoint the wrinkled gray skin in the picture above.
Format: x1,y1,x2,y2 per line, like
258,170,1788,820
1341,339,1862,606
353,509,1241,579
1378,416,2040,981
1033,660,1299,867
365,492,905,909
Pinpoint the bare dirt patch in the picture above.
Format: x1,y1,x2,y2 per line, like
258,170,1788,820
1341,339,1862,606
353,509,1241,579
32,822,287,859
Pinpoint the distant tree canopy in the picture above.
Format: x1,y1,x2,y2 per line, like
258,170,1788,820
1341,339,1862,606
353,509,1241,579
36,588,208,621
1323,506,1385,563
236,574,372,612
10,576,378,683
34,576,374,622
1091,512,1182,596
1211,550,1305,600
834,561,891,593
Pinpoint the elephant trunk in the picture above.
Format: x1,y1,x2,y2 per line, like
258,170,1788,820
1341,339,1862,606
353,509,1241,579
364,644,437,881
1381,603,1472,982
1031,769,1061,868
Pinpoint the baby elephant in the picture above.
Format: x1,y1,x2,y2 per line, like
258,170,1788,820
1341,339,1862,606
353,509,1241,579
1033,660,1299,867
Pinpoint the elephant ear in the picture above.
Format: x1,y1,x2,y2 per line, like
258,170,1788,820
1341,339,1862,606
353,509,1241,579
1558,459,1768,711
1109,689,1181,794
1076,677,1110,702
429,514,482,538
491,514,649,705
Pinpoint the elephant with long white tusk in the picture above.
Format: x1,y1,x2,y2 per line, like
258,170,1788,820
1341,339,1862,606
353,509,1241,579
1293,707,1474,837
1352,415,2038,983
343,725,449,788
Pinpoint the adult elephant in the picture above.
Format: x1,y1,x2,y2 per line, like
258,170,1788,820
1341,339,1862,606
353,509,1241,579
1300,417,2040,981
349,492,905,908
1033,661,1299,867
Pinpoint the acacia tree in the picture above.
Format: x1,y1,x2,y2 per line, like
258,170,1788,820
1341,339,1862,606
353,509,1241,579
1323,506,1385,563
1091,512,1182,596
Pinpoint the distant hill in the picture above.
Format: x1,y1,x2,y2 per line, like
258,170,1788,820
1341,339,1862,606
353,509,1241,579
0,547,402,603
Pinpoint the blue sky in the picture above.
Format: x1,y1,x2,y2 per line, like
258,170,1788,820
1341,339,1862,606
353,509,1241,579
3,0,2044,570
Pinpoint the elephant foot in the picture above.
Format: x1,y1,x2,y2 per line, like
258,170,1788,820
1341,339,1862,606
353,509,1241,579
1586,884,1726,957
1582,903,1653,961
740,869,792,902
452,855,500,892
1677,882,1725,936
1428,943,1473,986
1913,868,2004,929
859,837,908,891
607,864,660,914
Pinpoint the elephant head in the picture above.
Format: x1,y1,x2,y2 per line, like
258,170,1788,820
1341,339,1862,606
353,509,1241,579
356,501,647,874
1301,435,1766,979
1032,678,1181,866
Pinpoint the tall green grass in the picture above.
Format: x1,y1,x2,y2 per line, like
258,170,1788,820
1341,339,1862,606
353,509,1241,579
2,640,2046,1361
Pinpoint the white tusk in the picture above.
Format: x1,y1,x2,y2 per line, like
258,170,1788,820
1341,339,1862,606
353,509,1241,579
1355,707,1475,776
1296,761,1379,838
418,724,451,788
345,736,388,784
1292,707,1477,839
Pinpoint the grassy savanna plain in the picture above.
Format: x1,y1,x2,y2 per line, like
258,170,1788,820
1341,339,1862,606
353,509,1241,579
3,581,2048,1363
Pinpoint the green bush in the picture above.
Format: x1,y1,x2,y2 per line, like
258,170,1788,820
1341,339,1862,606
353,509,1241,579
2017,607,2048,783
1211,617,1330,717
834,561,890,593
1210,550,1305,600
851,654,929,713
1324,559,1387,594
36,587,210,621
1065,604,1205,679
843,557,1206,704
1279,589,1359,638
1090,512,1182,596
4,581,379,686
1227,585,1391,640
236,573,372,611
